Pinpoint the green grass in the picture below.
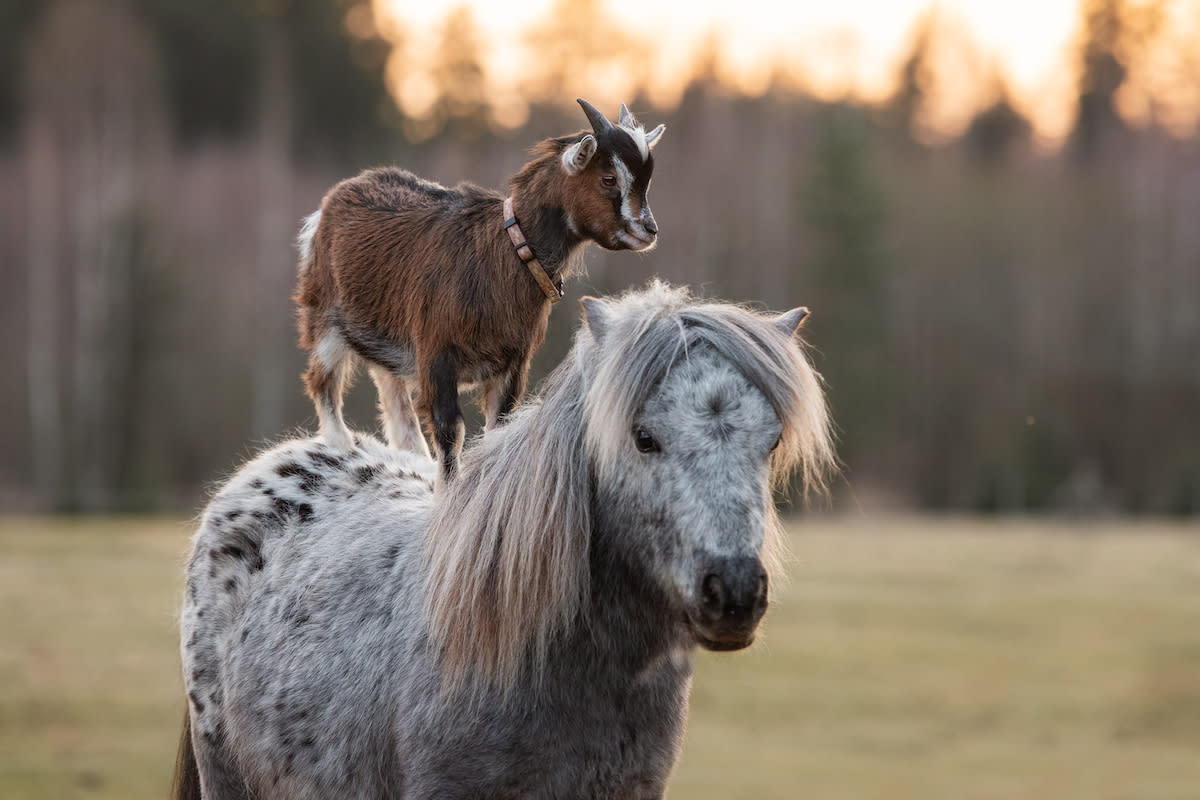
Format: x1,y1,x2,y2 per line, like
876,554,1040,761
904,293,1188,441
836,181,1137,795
2,516,1199,799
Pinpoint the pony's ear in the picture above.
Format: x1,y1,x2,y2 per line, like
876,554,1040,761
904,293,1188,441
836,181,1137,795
774,307,810,338
580,296,611,342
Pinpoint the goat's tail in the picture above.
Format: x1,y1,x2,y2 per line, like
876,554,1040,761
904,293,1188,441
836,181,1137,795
172,707,202,800
296,209,322,274
295,209,332,350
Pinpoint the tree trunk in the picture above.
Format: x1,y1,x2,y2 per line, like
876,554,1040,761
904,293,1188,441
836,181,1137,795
24,113,64,508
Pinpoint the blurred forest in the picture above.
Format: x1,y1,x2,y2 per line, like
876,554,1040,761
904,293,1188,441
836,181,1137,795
1,0,1197,514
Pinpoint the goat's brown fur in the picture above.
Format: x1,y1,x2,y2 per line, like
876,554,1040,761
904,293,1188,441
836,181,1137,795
296,100,665,481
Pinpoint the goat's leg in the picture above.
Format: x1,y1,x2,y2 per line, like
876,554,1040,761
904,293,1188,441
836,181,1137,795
420,350,464,485
369,365,430,457
483,364,529,431
302,330,355,451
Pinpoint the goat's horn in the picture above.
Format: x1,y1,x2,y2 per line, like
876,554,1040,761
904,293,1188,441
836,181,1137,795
577,98,614,135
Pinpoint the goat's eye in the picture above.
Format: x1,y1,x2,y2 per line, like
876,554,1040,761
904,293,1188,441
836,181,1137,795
634,427,660,454
601,175,617,188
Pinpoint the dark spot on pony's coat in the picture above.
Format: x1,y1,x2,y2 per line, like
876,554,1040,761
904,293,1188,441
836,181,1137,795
191,667,208,683
282,597,311,628
309,450,344,469
241,627,250,642
188,690,205,713
213,538,265,573
264,487,275,496
298,503,314,522
225,509,242,522
250,478,264,490
273,497,297,518
354,464,382,484
225,578,237,592
301,736,316,748
276,462,325,493
221,544,245,561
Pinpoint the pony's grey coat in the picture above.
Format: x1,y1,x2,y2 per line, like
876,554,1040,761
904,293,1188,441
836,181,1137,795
179,282,833,799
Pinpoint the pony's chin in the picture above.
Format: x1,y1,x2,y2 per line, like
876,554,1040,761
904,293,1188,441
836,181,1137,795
693,629,757,652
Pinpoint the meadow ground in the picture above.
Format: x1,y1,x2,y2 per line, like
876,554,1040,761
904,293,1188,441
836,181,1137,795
1,515,1198,799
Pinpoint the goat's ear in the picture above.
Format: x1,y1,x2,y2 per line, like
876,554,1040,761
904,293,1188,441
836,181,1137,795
773,307,810,338
580,296,611,342
645,124,666,149
562,135,598,175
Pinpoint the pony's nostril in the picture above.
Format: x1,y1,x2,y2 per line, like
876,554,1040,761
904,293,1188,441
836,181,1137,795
753,573,769,615
700,573,725,620
644,218,658,236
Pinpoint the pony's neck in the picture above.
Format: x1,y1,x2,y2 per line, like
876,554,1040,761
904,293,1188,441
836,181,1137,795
581,517,691,672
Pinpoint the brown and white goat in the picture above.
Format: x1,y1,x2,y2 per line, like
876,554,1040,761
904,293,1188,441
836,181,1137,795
295,98,665,482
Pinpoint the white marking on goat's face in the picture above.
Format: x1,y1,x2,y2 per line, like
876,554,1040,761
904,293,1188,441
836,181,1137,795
623,124,649,160
602,347,781,650
610,154,657,252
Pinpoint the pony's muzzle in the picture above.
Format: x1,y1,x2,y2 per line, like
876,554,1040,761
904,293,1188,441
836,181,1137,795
691,556,768,651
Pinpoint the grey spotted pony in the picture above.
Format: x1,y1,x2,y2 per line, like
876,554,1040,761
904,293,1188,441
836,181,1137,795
174,281,834,799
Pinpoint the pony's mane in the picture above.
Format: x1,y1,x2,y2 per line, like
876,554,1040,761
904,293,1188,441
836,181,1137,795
423,281,834,697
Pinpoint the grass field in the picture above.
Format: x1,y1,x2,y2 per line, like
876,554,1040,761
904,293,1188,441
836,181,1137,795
2,515,1199,799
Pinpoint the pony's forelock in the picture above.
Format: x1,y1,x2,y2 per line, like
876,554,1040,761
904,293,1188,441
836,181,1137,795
584,282,835,497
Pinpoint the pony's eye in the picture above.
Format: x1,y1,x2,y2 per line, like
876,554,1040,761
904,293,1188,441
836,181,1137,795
601,175,617,187
634,427,660,453
771,435,782,452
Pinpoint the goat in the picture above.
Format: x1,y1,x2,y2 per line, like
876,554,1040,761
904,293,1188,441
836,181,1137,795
295,98,665,483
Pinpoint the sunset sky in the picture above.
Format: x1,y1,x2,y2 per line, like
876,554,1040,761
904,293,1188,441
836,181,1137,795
376,0,1200,144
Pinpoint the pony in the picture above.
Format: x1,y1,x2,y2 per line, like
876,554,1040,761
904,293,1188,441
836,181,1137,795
296,99,665,483
175,281,834,799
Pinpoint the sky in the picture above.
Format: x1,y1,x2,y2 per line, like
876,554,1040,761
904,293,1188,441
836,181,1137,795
376,0,1199,143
